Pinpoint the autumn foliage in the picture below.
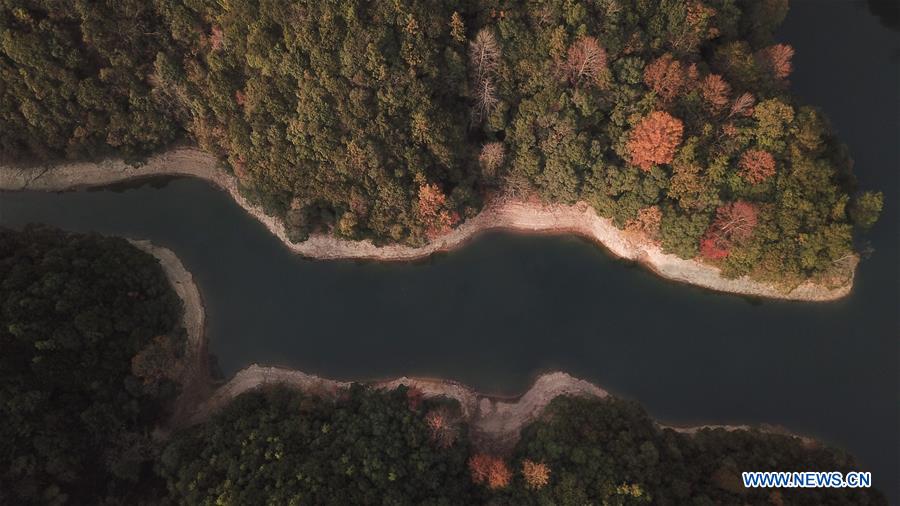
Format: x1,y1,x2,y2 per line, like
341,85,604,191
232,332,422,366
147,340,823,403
757,43,794,80
739,149,776,184
625,206,663,240
417,183,458,238
469,454,511,489
522,460,551,490
700,74,731,111
424,408,458,448
643,53,686,102
565,35,607,87
700,201,759,260
700,234,730,260
627,111,684,171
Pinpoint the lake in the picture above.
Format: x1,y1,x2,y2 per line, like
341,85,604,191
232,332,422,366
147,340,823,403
1,1,897,500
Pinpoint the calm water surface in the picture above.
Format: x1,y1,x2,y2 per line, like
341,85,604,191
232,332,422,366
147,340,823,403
2,2,898,500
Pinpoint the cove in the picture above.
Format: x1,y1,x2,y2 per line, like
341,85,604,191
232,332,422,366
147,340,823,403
0,0,897,500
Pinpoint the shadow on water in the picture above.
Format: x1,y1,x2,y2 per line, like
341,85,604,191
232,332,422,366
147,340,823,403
866,0,900,31
87,174,180,193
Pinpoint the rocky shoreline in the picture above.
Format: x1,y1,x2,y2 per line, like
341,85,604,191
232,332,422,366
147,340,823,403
0,148,853,301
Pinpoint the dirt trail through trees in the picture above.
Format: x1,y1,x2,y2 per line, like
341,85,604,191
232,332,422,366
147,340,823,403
0,149,852,300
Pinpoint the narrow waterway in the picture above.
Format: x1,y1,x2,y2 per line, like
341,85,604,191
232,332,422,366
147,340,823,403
1,1,897,500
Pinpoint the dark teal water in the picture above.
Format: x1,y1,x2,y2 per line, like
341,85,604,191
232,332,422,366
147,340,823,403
1,1,897,500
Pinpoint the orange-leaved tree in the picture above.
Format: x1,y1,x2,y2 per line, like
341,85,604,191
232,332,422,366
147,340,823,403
625,206,663,240
424,408,458,448
700,74,731,112
521,460,551,490
643,53,685,102
627,111,684,171
417,183,458,238
739,149,776,184
756,43,794,80
469,454,511,489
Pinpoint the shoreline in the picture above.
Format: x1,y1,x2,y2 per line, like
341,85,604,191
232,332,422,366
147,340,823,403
128,239,213,432
0,147,853,301
130,239,812,451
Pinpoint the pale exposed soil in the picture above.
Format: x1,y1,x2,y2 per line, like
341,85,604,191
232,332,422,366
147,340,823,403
188,364,811,452
129,239,212,432
0,148,853,301
187,365,609,451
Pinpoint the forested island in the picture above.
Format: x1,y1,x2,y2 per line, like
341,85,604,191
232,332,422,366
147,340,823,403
0,226,887,504
0,0,882,288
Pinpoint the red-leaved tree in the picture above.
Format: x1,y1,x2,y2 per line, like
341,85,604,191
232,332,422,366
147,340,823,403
700,201,759,259
627,111,684,171
700,235,730,260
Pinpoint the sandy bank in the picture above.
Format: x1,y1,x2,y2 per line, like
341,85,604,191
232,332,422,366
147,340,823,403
0,148,852,301
189,364,813,452
189,366,607,450
129,239,212,430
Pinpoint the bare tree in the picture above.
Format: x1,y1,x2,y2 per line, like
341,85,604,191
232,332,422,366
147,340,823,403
473,79,499,123
565,35,607,87
478,142,506,178
469,28,501,84
728,92,755,118
469,28,502,124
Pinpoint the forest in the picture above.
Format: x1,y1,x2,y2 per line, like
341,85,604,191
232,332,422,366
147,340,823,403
0,226,183,504
0,0,883,283
163,388,886,505
0,227,887,504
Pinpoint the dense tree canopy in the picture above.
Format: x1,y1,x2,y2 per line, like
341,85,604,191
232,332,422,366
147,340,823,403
159,389,886,505
0,226,183,505
503,396,885,505
152,0,479,245
160,385,475,505
482,0,881,284
0,0,883,281
0,0,181,161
